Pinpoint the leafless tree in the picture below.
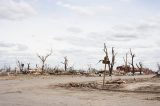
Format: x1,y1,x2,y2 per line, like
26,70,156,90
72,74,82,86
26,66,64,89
3,65,11,76
36,64,38,68
27,63,30,71
136,62,143,75
123,53,128,72
157,63,160,71
157,63,160,76
17,61,24,73
99,43,117,87
129,49,135,76
102,43,109,87
37,49,53,73
87,64,93,73
109,47,117,76
61,56,68,71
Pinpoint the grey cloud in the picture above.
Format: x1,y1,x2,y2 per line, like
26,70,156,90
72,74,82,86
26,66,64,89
67,27,83,33
112,25,134,31
0,52,37,68
59,49,85,56
54,31,137,49
0,0,37,20
136,23,159,32
54,35,101,47
110,34,138,41
16,44,28,51
113,34,137,39
0,42,16,48
88,32,137,42
112,18,160,39
156,41,160,47
0,41,28,51
0,50,9,55
54,27,156,50
54,17,160,70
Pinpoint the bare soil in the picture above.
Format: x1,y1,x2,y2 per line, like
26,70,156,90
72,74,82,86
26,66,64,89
0,75,160,106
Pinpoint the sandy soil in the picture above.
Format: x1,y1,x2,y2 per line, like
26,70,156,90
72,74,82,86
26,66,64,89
0,75,160,106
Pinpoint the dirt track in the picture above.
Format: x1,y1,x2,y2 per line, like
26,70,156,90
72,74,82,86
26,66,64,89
0,75,160,106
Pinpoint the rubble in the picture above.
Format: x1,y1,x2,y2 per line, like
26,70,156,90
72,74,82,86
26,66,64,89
106,79,126,84
56,82,99,89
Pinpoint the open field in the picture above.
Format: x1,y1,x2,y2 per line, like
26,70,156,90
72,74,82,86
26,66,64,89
0,75,160,106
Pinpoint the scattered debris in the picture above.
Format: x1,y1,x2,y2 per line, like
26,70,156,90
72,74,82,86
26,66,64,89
106,79,126,84
56,82,99,89
145,97,160,101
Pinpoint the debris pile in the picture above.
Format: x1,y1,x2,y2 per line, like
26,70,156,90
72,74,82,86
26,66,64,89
55,79,126,90
56,82,99,89
106,79,126,84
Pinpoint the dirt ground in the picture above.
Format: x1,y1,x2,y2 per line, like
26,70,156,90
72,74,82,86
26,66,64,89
0,75,160,106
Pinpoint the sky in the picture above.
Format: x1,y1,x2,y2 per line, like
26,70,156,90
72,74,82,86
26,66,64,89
0,0,160,71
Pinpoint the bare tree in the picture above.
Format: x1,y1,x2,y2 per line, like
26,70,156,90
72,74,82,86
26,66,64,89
102,43,109,87
99,43,116,87
129,49,135,76
14,67,17,74
123,53,128,72
27,63,30,71
136,62,143,75
61,56,68,71
36,64,38,68
3,65,11,72
37,49,53,73
109,47,117,76
157,63,160,76
17,61,24,73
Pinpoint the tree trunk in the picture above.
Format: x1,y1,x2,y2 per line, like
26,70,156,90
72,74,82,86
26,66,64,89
42,62,45,72
65,64,67,71
103,64,107,88
109,64,113,76
140,68,142,75
132,56,135,76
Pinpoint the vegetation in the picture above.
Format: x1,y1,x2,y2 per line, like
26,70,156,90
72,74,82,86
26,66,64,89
0,44,156,79
61,56,68,71
37,49,53,73
129,49,135,76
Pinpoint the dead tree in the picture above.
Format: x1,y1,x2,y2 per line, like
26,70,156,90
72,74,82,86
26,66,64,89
99,43,116,87
156,63,160,76
136,62,143,75
61,56,68,71
17,61,24,73
14,67,17,74
37,49,53,73
102,43,110,87
129,49,135,76
123,53,128,72
27,63,30,71
88,64,92,72
109,47,117,76
36,64,38,68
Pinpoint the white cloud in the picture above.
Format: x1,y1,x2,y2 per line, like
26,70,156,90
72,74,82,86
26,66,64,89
56,1,112,16
0,0,37,20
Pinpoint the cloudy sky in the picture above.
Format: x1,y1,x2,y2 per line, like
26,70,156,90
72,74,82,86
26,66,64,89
0,0,160,70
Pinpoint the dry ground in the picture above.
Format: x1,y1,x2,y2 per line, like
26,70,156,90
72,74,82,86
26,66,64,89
0,75,160,106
